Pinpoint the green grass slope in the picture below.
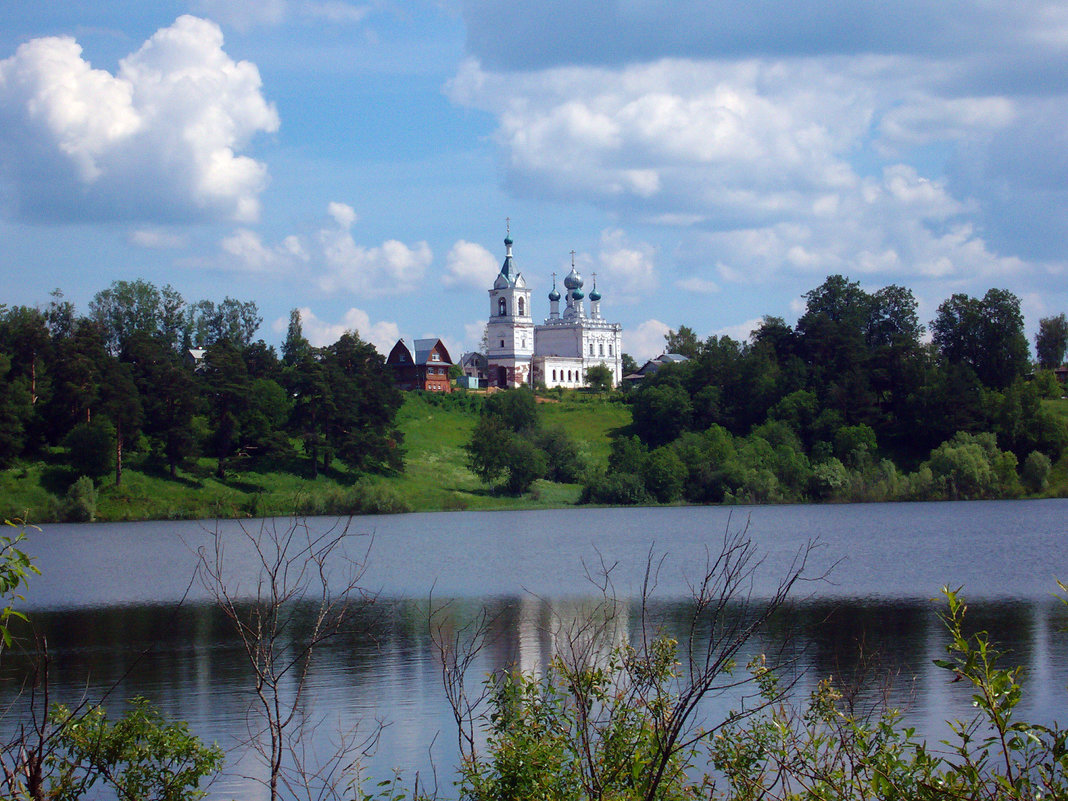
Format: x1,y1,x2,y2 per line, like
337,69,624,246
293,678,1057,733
0,392,632,523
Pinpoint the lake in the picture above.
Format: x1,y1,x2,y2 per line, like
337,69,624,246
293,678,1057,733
5,500,1068,798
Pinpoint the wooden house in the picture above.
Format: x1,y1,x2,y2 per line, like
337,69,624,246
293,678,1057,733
387,338,453,393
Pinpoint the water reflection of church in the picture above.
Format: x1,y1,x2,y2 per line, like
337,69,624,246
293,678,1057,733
485,230,623,389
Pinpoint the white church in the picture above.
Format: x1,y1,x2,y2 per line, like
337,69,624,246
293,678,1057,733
485,230,623,389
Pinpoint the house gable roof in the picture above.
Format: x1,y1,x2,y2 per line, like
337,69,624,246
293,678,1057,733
413,338,453,366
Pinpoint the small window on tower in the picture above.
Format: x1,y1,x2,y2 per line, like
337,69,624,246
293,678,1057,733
518,298,525,316
498,298,507,316
500,340,505,348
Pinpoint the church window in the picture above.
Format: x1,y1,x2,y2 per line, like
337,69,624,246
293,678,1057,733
518,297,525,316
567,370,572,381
589,343,594,356
608,344,613,356
599,343,604,356
500,340,505,348
498,298,507,316
522,336,526,348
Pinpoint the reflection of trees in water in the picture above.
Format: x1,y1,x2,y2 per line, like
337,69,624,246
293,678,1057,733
4,593,1068,784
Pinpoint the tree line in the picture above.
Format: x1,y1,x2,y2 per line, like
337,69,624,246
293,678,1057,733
582,276,1067,504
0,280,404,507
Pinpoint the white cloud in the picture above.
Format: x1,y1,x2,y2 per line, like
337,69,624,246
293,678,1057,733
715,317,763,343
273,306,400,354
0,16,278,223
463,320,487,351
220,228,308,271
675,276,719,294
444,239,498,289
449,51,1050,290
596,228,656,302
129,228,186,249
625,318,671,361
317,202,432,295
448,57,866,220
328,201,358,229
877,95,1016,155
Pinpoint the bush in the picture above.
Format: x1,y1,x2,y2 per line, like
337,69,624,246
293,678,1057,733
1021,450,1052,494
535,426,587,483
642,447,686,503
579,470,650,505
63,421,115,479
61,476,98,522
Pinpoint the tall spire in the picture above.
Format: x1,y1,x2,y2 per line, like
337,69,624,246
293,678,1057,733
498,220,515,283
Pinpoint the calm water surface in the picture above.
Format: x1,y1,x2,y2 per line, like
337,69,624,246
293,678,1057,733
6,500,1068,798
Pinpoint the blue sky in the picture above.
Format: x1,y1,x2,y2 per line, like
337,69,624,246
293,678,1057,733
1,0,1066,360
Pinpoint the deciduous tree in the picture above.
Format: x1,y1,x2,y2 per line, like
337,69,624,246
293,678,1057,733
1036,313,1068,369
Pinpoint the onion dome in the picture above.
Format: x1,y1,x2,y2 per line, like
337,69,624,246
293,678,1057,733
589,277,601,302
571,287,585,300
548,275,561,302
563,265,583,291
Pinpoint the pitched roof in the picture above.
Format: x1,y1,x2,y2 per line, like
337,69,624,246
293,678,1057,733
413,338,453,366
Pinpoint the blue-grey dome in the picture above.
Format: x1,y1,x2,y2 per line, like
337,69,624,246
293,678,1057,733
563,265,583,291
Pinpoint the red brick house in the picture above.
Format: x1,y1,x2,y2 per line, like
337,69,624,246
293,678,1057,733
387,338,453,392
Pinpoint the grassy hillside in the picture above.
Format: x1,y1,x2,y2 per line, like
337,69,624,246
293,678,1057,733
0,392,632,523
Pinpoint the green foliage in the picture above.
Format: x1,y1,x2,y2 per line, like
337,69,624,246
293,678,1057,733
48,696,224,801
503,436,548,494
833,423,877,468
460,638,696,801
932,288,1030,389
0,521,38,649
61,475,97,522
465,414,547,495
1021,450,1052,493
642,446,686,502
1036,313,1068,369
579,469,651,505
63,421,115,479
534,426,587,483
711,586,1068,801
630,382,693,447
585,363,614,392
484,388,539,433
922,431,1021,500
1033,369,1063,399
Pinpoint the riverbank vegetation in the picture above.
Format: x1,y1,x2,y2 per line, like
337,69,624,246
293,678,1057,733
581,276,1068,506
2,275,1068,522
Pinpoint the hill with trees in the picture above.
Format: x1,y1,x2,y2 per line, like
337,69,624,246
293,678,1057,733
586,275,1067,505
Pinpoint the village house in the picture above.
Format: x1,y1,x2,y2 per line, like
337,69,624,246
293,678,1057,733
386,338,453,393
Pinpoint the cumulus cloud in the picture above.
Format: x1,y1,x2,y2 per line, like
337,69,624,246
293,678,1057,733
220,228,309,271
129,228,186,249
675,276,719,294
463,320,487,350
272,306,400,354
448,57,871,223
625,318,671,361
595,228,657,302
0,16,278,223
443,240,498,289
715,317,764,343
449,50,1046,287
317,202,433,295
